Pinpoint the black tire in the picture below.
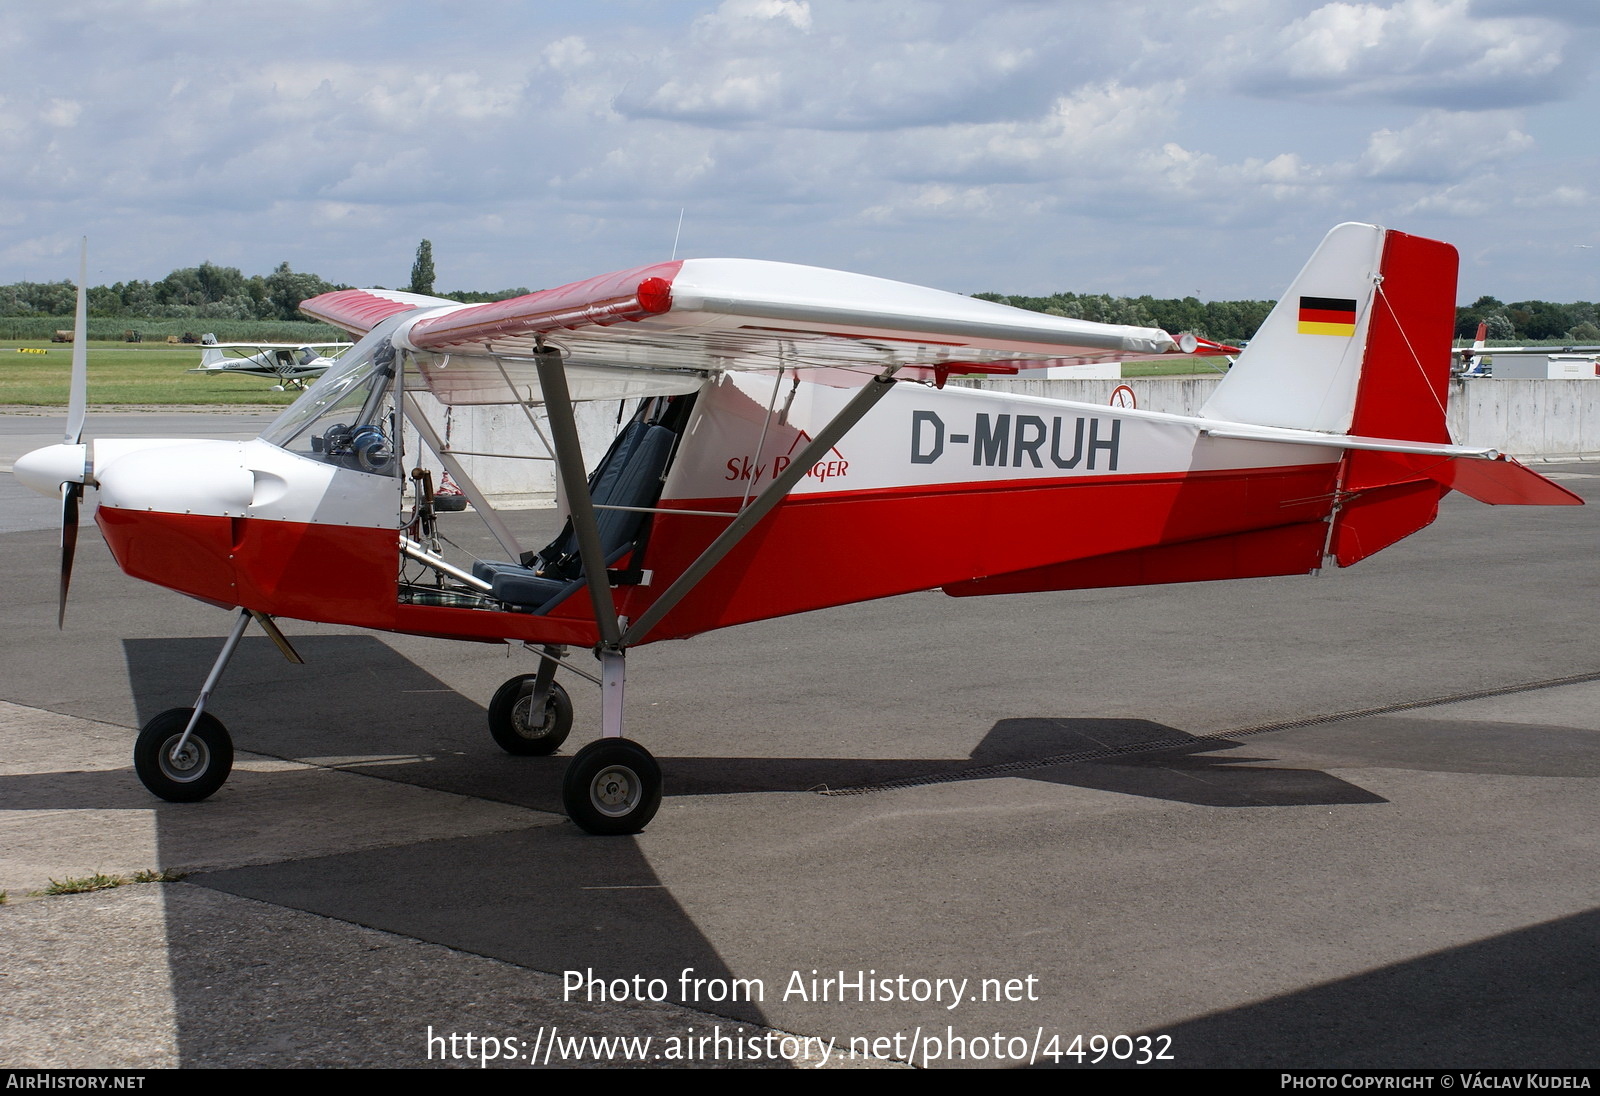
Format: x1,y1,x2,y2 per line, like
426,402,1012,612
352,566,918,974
134,708,233,803
488,676,573,756
562,738,662,835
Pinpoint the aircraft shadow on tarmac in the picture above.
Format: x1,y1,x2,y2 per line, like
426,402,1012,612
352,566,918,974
102,634,1388,812
2,634,1386,814
179,830,780,1065
10,633,1594,1067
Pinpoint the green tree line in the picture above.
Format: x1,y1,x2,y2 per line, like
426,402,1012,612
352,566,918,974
0,258,530,324
1,262,345,323
978,290,1600,345
974,291,1276,346
5,257,1595,346
1453,295,1600,342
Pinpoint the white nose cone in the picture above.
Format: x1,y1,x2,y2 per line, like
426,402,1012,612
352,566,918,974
12,443,89,496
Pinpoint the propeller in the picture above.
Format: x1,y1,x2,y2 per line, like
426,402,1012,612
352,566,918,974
57,238,89,627
59,481,81,628
65,238,87,447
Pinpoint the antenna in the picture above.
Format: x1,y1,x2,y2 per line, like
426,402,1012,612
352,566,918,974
671,208,685,260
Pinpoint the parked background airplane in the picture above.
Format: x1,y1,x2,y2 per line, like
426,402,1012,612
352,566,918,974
190,333,352,390
11,225,1581,835
1452,322,1600,378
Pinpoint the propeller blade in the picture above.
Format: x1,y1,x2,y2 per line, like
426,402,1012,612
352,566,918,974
58,482,81,629
64,238,88,446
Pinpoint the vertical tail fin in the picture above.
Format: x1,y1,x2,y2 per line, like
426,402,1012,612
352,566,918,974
1201,222,1458,445
1457,321,1489,376
1345,228,1458,443
1201,223,1463,566
199,334,224,370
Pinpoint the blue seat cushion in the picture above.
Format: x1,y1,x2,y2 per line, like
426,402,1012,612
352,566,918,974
489,566,571,608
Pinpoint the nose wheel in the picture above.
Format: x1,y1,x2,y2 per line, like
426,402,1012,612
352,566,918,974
562,738,661,835
134,708,234,803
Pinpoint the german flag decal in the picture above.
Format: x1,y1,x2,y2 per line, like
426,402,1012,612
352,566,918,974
1297,296,1358,336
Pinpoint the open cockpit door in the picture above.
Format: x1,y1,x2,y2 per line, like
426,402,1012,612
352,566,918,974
400,395,696,617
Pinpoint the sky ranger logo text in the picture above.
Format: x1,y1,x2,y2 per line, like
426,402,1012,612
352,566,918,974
911,411,1121,470
724,430,850,485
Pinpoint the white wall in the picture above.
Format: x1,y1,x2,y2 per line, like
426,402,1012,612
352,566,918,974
964,376,1600,462
422,376,1599,505
402,393,626,508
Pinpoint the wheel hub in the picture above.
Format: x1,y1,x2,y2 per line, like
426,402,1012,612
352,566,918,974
590,765,640,816
160,736,209,782
512,693,552,738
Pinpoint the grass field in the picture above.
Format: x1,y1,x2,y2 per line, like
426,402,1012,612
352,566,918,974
1124,356,1232,377
0,340,299,406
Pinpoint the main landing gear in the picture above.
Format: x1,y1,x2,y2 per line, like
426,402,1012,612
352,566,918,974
132,617,662,836
487,675,573,755
561,738,662,836
487,646,662,836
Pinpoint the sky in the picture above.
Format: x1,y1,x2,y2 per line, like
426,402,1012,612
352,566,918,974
2,0,1596,304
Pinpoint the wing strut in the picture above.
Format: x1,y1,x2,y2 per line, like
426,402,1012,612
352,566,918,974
621,365,902,646
533,347,625,648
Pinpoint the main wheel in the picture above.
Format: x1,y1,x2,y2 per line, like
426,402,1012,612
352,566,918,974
133,708,233,803
562,738,662,835
488,676,573,755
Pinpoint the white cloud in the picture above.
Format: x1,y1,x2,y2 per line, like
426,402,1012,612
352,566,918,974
613,1,1092,130
873,82,1184,186
542,36,595,71
1515,184,1589,208
858,184,1012,224
1399,181,1496,216
41,99,81,128
0,1,1594,301
1360,109,1534,180
1230,0,1580,108
704,0,813,34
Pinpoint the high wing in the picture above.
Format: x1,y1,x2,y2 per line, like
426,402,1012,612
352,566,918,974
302,260,1225,405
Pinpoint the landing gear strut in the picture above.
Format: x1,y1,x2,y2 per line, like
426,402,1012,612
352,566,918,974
132,609,251,803
131,608,301,804
558,648,660,835
492,644,662,835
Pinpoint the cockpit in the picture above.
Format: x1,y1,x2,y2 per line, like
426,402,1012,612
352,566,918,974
259,324,400,477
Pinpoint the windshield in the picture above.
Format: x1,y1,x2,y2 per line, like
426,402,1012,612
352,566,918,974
260,322,402,476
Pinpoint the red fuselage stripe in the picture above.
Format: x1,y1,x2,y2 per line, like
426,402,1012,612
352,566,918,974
95,461,1340,648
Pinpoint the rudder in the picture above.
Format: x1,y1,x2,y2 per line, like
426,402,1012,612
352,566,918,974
1201,224,1464,567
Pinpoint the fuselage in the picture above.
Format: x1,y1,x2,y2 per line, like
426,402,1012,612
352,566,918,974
18,371,1342,648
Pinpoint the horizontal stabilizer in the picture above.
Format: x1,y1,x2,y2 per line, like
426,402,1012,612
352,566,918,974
1351,450,1582,506
1201,423,1498,459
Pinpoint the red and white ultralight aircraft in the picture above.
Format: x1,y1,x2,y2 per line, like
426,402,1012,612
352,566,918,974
13,223,1582,834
